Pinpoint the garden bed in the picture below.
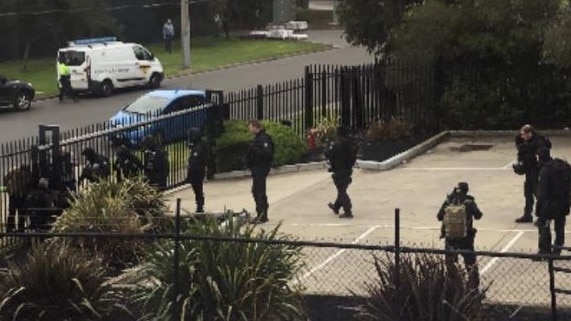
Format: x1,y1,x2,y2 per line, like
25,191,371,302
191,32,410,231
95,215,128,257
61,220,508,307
358,134,435,162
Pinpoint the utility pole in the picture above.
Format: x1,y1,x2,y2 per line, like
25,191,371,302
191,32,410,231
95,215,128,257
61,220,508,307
181,0,191,69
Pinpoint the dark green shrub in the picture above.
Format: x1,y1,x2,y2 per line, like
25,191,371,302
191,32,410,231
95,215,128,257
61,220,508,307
130,214,305,321
214,120,307,172
355,253,487,321
0,243,131,321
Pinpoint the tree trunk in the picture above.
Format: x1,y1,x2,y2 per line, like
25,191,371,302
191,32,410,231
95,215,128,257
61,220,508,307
223,21,229,40
21,37,32,73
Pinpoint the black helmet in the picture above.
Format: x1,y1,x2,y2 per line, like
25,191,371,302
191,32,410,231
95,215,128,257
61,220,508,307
116,145,130,157
141,135,157,150
187,128,202,144
457,182,469,193
337,125,349,138
82,147,96,160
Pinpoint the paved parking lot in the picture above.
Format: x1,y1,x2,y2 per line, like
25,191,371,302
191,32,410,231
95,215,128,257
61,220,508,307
168,135,571,308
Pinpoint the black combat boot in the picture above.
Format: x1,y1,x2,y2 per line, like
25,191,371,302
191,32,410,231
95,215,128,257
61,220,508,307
515,215,533,223
251,211,268,224
196,205,204,213
327,203,340,215
339,211,353,219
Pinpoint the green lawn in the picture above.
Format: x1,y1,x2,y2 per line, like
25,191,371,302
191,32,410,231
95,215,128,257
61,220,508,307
0,38,329,99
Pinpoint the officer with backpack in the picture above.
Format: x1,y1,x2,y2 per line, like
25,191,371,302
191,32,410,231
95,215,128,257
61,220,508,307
437,182,483,290
535,148,570,255
513,125,552,223
325,125,358,219
142,135,169,190
79,147,111,183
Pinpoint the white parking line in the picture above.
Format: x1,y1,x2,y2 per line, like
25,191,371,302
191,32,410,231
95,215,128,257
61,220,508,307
480,231,525,275
294,225,379,283
403,167,507,171
502,161,515,169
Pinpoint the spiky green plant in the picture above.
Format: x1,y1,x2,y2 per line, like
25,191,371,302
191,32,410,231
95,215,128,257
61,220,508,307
355,253,487,321
0,243,132,321
50,179,154,271
130,214,306,321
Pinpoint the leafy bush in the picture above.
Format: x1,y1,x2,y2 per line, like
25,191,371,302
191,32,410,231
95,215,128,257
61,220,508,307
51,178,168,271
130,215,305,321
0,243,131,321
355,253,486,321
366,117,414,141
313,114,340,146
214,120,307,172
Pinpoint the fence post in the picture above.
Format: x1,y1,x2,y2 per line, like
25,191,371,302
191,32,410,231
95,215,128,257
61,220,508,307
353,66,364,129
321,70,327,118
172,198,182,321
340,67,351,127
394,208,401,321
549,258,558,321
256,85,264,120
304,66,314,130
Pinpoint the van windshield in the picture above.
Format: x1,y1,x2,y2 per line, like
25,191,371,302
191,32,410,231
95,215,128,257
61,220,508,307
124,95,169,114
60,50,85,66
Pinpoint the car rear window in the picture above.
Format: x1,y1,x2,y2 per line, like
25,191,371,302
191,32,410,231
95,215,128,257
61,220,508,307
124,95,170,114
60,50,85,66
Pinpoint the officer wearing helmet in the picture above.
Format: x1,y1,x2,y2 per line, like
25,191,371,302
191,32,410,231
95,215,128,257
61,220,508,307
187,128,207,213
79,148,110,183
113,144,143,182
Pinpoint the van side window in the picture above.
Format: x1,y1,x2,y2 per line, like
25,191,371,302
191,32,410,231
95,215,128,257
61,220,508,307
133,46,152,61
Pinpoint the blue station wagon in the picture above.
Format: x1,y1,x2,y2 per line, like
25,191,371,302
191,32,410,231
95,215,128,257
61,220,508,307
109,89,210,146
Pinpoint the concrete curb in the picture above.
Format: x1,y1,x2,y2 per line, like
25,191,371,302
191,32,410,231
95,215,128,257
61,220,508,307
356,131,450,171
450,129,571,137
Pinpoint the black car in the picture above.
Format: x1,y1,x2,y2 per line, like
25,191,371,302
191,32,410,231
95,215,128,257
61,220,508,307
0,75,35,111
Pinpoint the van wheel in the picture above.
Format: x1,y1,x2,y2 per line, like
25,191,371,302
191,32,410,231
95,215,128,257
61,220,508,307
149,73,161,89
100,80,113,97
13,91,32,111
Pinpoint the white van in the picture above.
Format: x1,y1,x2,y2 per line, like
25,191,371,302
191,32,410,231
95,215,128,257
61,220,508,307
57,37,164,97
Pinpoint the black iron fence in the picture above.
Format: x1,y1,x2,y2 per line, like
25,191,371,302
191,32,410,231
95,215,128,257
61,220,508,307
0,206,570,321
0,59,439,246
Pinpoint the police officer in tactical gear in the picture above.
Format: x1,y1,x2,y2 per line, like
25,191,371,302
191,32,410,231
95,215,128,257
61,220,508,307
187,128,207,213
513,125,552,223
437,182,483,290
113,145,143,182
142,135,169,189
3,164,33,232
79,148,110,183
246,120,274,224
25,177,55,232
535,148,570,255
325,125,357,218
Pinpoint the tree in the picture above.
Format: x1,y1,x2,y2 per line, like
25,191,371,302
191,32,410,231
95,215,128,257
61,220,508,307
210,0,273,39
336,0,423,55
0,0,119,66
388,0,566,129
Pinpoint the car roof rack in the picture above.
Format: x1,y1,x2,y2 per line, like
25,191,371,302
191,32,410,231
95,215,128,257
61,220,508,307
67,37,121,47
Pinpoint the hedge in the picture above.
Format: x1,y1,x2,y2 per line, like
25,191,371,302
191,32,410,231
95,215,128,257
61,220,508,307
214,120,308,172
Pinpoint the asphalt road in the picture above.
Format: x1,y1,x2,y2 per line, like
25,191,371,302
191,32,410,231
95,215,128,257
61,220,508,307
0,31,372,144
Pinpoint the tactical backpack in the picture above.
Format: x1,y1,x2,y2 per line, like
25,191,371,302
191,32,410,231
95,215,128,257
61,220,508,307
443,198,468,240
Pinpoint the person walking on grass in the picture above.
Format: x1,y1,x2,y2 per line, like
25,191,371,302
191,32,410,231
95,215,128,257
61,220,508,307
163,19,175,53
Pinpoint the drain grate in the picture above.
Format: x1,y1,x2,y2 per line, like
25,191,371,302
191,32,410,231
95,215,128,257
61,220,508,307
449,143,494,152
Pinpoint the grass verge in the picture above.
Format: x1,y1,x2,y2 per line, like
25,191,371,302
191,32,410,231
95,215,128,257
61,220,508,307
0,37,329,99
